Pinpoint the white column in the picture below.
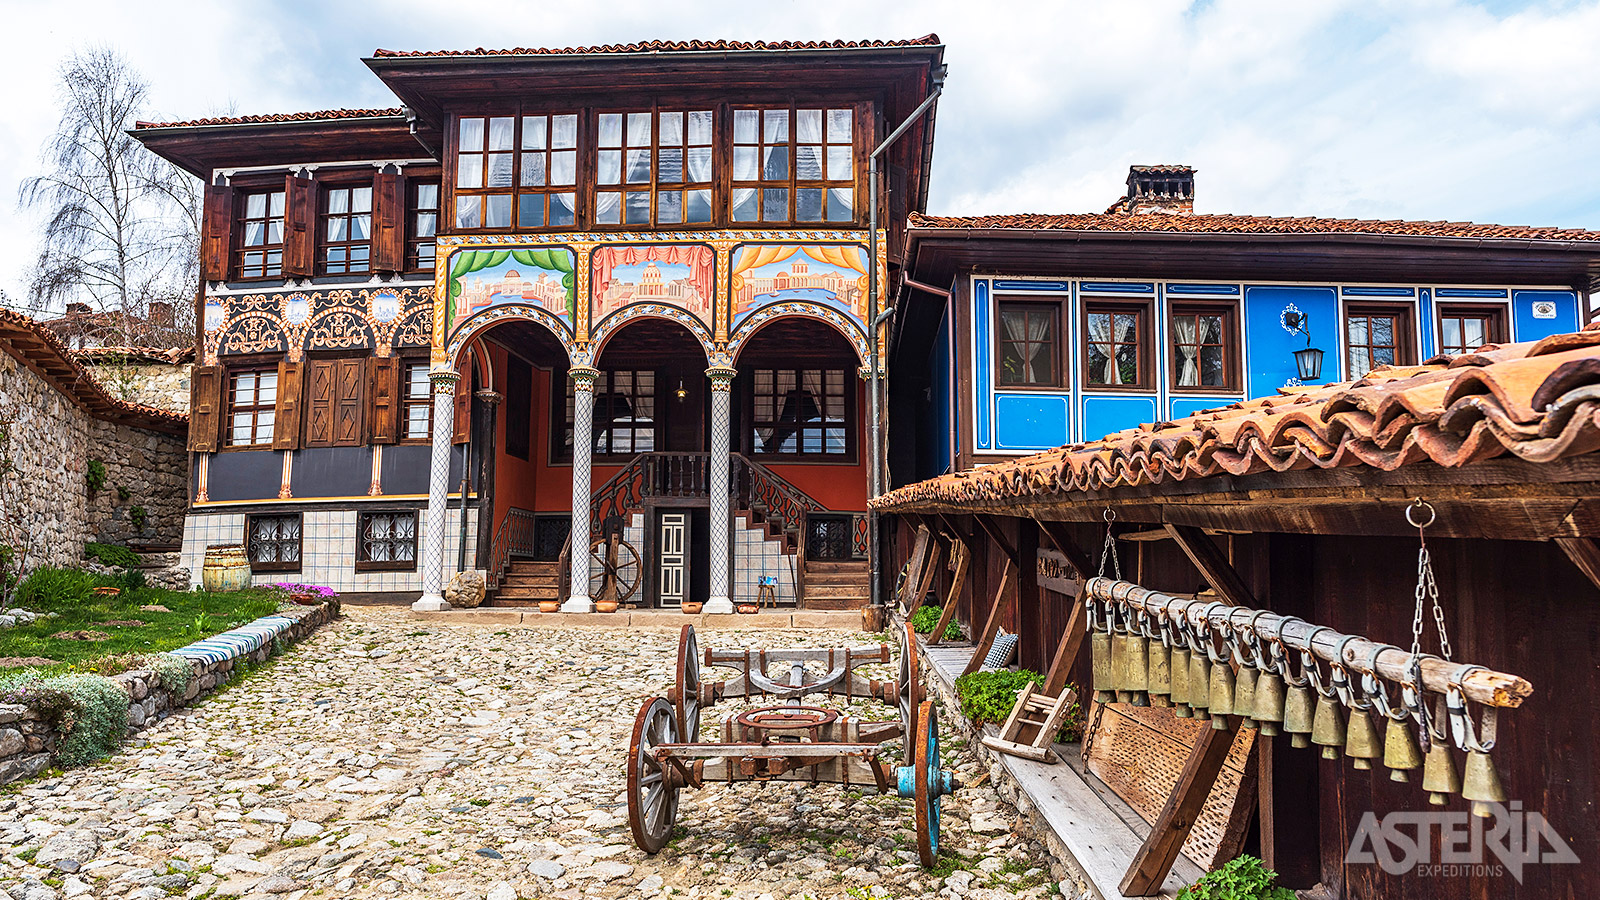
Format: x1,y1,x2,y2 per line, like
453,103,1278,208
704,365,736,614
562,366,600,613
413,369,459,612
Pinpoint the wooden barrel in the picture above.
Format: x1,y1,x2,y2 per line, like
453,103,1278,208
201,544,252,592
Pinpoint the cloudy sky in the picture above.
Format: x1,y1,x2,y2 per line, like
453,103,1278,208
2,0,1598,306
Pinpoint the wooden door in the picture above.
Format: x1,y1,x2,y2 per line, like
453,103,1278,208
656,510,688,607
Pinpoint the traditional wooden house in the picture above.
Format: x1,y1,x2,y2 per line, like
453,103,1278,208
874,329,1600,898
132,38,946,610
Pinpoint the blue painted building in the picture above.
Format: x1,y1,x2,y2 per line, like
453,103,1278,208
888,167,1598,477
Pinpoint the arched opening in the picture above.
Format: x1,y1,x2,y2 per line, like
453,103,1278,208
592,317,711,456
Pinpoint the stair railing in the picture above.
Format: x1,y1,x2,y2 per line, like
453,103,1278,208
486,507,539,590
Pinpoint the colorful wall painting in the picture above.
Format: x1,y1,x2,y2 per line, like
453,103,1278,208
591,244,715,331
445,246,576,337
731,244,869,329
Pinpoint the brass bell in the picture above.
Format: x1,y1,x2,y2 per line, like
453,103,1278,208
1283,684,1316,749
1311,694,1346,760
1169,648,1192,717
1110,632,1130,703
1189,653,1212,720
1254,673,1286,737
1423,742,1461,806
1233,667,1258,730
1147,642,1171,707
1091,632,1115,703
1462,750,1507,818
1382,718,1424,782
1345,708,1380,770
1209,662,1237,726
1126,634,1150,707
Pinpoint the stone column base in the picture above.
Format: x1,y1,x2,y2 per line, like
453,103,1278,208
412,595,450,612
561,596,595,613
703,596,735,615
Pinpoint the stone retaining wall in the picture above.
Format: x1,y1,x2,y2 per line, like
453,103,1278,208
0,598,339,785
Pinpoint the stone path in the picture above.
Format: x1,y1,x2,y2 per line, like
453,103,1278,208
0,608,1058,900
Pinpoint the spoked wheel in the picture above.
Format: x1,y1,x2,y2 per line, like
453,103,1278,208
914,699,945,867
673,625,702,740
627,696,681,853
590,536,643,602
897,622,923,766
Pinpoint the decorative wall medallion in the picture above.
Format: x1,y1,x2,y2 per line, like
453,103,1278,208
1533,301,1558,319
284,293,311,326
371,291,402,323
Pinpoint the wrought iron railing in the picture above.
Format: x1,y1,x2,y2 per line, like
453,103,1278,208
486,507,538,590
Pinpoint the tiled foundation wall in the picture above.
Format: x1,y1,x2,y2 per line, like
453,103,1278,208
181,507,476,595
734,514,798,604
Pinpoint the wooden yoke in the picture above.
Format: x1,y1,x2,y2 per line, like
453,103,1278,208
908,539,944,615
928,535,969,645
897,525,933,612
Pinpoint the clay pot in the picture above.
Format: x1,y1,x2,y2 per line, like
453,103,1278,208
290,593,319,606
736,603,759,615
595,600,620,613
681,602,703,614
538,600,560,613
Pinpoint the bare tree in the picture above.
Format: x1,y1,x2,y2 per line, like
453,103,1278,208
18,46,199,339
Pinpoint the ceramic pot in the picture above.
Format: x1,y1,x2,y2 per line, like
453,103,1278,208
596,600,620,613
539,600,560,613
681,602,703,614
737,603,759,615
201,545,251,592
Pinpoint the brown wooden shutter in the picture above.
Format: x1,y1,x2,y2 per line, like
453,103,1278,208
200,184,234,282
452,384,470,444
283,173,315,277
189,365,223,452
368,356,399,444
333,358,366,445
305,360,336,446
271,360,303,451
372,172,405,273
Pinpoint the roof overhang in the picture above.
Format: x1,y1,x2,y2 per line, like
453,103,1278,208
0,314,187,436
131,115,427,180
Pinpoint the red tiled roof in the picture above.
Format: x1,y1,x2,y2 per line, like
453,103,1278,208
134,108,404,130
872,326,1600,512
0,309,187,436
370,36,942,58
1128,165,1194,174
908,211,1600,243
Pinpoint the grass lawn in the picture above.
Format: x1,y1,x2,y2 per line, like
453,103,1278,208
0,567,286,670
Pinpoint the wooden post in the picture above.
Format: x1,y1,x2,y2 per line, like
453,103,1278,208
1165,524,1262,607
961,559,1016,678
1556,536,1600,593
928,538,969,645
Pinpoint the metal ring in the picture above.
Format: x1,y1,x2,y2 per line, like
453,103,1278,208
1104,509,1117,523
1406,498,1436,529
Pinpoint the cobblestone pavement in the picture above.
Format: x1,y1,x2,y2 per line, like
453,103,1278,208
0,608,1058,900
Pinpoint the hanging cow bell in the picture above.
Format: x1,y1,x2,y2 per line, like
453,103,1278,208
1233,667,1259,730
1111,632,1132,704
1147,642,1172,708
1382,717,1424,782
1423,742,1461,806
1169,648,1192,717
1208,663,1237,730
1254,672,1286,737
1311,694,1346,760
1345,709,1380,770
1125,632,1150,707
1283,684,1316,749
1091,631,1115,703
1462,750,1507,818
1189,653,1212,720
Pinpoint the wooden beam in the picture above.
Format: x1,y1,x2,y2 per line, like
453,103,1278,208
1556,536,1600,594
1034,518,1096,580
908,540,943,615
1120,727,1240,896
1040,592,1087,698
1164,524,1261,608
1217,738,1260,868
897,526,932,611
961,558,1016,678
974,513,1020,562
928,538,969,645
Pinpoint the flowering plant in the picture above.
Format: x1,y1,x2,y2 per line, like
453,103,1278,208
267,583,339,599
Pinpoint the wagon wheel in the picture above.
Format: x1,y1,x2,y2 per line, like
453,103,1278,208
627,696,681,853
590,536,642,602
914,699,943,867
673,625,702,740
897,622,923,767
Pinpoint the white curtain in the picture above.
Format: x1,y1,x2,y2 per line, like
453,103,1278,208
593,190,622,225
1174,317,1199,387
1087,314,1119,384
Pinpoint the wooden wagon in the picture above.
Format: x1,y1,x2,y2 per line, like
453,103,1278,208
626,623,958,866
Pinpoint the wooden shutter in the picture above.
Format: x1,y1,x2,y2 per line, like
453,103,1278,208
305,360,336,447
368,357,399,444
271,360,303,451
333,358,366,445
372,172,405,273
189,365,223,452
200,184,234,282
453,384,470,444
283,173,315,277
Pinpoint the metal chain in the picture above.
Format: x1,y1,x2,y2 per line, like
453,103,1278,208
1407,499,1454,662
1097,509,1121,580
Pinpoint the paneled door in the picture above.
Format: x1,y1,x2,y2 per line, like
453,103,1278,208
656,511,688,607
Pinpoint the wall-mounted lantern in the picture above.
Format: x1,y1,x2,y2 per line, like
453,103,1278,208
1282,308,1325,382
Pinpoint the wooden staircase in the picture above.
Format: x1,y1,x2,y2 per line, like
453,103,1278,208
802,559,870,609
487,559,561,606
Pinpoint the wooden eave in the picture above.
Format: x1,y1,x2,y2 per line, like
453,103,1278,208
0,321,186,437
131,116,429,180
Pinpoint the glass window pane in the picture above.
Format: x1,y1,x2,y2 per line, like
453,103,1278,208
417,183,438,208
1372,316,1394,347
519,193,545,228
657,190,682,224
484,194,512,228
624,190,650,225
828,108,853,143
522,115,547,150
231,413,251,443
415,212,436,238
595,191,622,224
349,215,369,241
626,112,651,145
1199,315,1222,344
762,188,788,221
826,146,852,182
458,117,484,150
734,109,759,143
455,197,480,229
796,109,823,142
733,147,758,182
551,114,578,149
1350,346,1371,377
688,110,713,144
257,411,274,441
1200,346,1225,386
1348,317,1368,345
796,145,824,180
1116,344,1138,384
1442,319,1460,350
625,148,651,184
550,150,576,186
598,113,623,148
763,109,789,143
457,154,482,188
246,193,265,217
685,189,712,224
598,150,622,186
549,193,575,227
352,187,371,212
999,343,1026,384
521,152,546,187
487,153,513,188
763,145,789,181
244,221,264,247
658,112,683,145
657,147,683,183
731,187,758,221
796,188,823,221
327,217,347,241
1463,317,1485,347
267,222,283,244
686,146,712,183
826,187,853,222
488,117,514,150
328,190,349,215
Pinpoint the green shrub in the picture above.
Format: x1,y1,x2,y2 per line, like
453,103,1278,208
115,486,131,502
0,672,129,768
955,668,1085,743
84,543,140,569
1178,856,1293,900
148,653,194,694
909,605,963,641
15,567,102,607
128,506,148,532
84,459,107,494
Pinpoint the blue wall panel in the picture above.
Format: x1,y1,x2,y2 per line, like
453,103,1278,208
974,280,992,451
1170,397,1234,420
1082,395,1158,442
1244,286,1339,399
995,394,1070,450
1511,290,1578,343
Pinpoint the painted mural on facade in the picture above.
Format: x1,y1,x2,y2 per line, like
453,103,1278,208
445,246,577,337
591,244,715,332
731,244,869,328
201,286,433,365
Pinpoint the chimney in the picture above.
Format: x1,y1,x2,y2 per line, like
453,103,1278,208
65,302,92,316
149,301,175,330
1117,165,1195,215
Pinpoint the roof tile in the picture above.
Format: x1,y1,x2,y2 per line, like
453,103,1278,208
134,108,404,130
369,36,941,59
908,211,1600,243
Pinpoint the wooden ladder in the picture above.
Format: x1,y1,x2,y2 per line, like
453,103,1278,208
981,681,1078,763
